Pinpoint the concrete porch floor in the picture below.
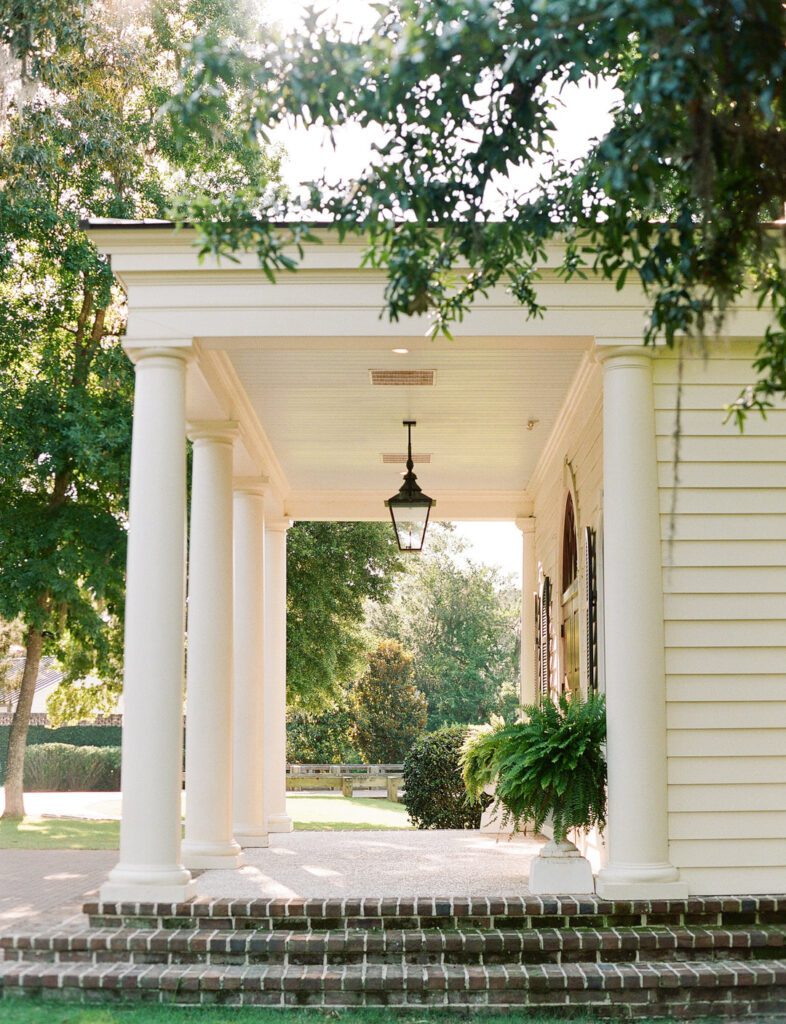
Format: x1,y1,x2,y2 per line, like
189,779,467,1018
193,830,544,900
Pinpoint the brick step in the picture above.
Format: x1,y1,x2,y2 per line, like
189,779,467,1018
3,925,785,968
2,957,786,1015
84,894,786,933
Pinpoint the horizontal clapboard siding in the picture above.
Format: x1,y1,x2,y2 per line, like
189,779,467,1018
655,349,786,895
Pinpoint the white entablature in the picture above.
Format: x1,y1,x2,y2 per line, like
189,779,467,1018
89,222,771,525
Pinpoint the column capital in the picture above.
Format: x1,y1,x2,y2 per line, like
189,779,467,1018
233,475,269,497
187,420,239,445
124,343,195,366
266,516,292,533
594,343,655,369
515,516,536,535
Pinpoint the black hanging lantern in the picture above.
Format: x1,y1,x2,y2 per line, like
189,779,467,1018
385,420,435,553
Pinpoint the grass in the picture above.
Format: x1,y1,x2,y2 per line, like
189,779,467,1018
0,816,119,850
0,1006,608,1024
0,795,411,849
289,793,411,831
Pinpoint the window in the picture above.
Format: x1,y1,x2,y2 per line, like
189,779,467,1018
561,494,580,695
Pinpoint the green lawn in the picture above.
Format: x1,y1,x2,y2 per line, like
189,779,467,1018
0,794,411,849
0,816,119,850
289,793,411,831
0,1006,605,1024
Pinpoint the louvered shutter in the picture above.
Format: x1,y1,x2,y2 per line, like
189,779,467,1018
584,526,598,692
539,576,552,700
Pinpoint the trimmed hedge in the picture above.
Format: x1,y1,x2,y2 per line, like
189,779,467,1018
0,725,122,784
23,743,121,791
402,724,491,830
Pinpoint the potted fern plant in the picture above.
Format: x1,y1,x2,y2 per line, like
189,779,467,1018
462,692,607,893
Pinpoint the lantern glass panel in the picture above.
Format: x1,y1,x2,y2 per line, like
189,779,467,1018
389,501,431,552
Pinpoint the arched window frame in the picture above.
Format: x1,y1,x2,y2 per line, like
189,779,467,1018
557,461,583,696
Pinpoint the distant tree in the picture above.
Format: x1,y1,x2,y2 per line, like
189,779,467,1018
286,522,404,708
351,640,428,764
0,0,280,819
371,526,520,730
286,699,360,765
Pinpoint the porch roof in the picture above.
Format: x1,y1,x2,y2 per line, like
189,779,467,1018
87,222,771,522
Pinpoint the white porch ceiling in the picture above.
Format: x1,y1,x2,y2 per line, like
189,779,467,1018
225,340,587,494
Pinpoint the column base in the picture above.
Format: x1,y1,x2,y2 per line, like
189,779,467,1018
529,841,595,895
596,861,689,899
182,839,243,870
234,826,270,848
100,863,196,904
267,813,294,833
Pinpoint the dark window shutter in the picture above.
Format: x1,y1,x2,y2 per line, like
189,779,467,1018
539,576,552,700
584,526,598,692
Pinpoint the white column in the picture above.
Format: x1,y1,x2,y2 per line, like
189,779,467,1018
516,517,537,707
232,482,269,847
595,345,687,898
264,518,293,832
101,347,194,903
182,423,242,869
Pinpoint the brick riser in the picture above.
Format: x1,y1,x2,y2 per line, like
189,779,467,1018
3,896,786,1016
2,959,786,1017
3,926,785,968
85,894,786,933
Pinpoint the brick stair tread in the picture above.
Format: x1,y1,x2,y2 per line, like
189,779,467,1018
84,894,786,921
3,924,785,957
2,957,786,993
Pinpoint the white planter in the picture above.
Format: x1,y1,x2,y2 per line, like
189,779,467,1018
528,838,595,895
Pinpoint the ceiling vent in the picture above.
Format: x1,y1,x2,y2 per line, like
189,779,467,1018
381,453,432,464
369,369,436,386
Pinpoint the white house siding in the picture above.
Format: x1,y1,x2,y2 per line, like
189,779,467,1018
655,344,786,895
530,354,604,699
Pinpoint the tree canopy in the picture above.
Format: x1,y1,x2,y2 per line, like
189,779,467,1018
287,521,404,708
351,639,428,763
370,525,520,729
0,0,280,815
169,0,786,419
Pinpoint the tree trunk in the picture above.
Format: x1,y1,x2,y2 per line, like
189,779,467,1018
1,627,43,820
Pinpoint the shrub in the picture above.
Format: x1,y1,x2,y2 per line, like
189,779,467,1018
23,743,121,791
462,693,607,841
352,640,428,763
0,724,121,784
402,724,490,829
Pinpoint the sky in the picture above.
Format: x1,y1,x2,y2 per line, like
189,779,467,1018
260,0,610,583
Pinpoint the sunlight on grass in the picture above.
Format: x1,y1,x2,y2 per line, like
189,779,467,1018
0,816,119,850
288,793,412,830
0,795,410,848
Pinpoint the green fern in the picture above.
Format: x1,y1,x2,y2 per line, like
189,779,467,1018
461,693,607,843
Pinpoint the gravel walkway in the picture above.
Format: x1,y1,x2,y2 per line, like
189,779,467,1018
194,830,542,899
0,831,541,935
